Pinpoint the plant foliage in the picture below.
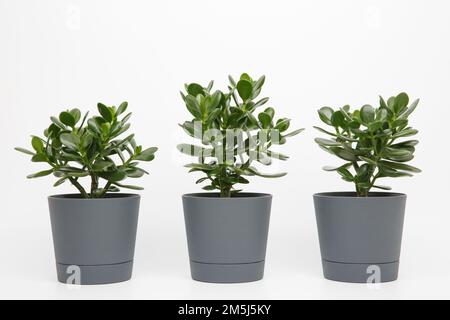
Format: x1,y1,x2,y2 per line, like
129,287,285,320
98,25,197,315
178,73,303,198
16,102,157,198
314,92,421,197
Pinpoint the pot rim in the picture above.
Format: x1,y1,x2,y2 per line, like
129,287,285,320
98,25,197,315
313,191,406,199
48,193,140,201
183,192,272,199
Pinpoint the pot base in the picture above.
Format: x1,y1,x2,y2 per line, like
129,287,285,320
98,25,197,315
322,260,399,283
56,261,134,285
190,261,265,283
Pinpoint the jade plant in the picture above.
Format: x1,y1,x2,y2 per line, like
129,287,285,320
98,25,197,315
177,73,303,198
314,92,421,197
15,102,157,198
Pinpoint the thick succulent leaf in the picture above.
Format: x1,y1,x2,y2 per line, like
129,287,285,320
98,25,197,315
15,147,35,155
379,160,421,173
394,92,409,114
117,101,128,116
258,112,272,129
113,182,144,190
236,80,253,100
177,144,212,157
247,167,286,178
59,133,80,150
27,169,54,179
360,105,375,124
31,136,44,153
318,107,334,125
314,137,341,147
398,99,419,119
59,111,76,127
97,103,113,122
372,185,392,190
135,147,158,161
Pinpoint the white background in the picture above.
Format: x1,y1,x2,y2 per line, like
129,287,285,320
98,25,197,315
1,0,449,300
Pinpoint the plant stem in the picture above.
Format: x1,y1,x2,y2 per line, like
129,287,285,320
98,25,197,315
90,174,98,197
69,178,89,198
97,181,113,198
220,187,231,198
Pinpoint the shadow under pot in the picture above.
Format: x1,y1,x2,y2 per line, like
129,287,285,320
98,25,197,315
182,193,272,283
313,192,406,283
48,194,140,285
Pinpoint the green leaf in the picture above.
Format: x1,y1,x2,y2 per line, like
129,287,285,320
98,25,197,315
100,169,127,182
258,112,272,129
27,169,54,179
254,97,269,108
318,107,334,125
50,116,67,129
264,107,275,119
32,154,47,162
399,99,419,119
117,102,128,116
394,92,409,114
15,147,35,155
331,111,347,128
236,80,252,100
196,177,209,184
392,128,418,139
360,105,375,124
59,111,76,127
31,136,44,153
185,95,201,118
337,168,354,182
70,108,81,123
177,144,212,157
113,182,144,190
275,118,290,132
329,147,357,161
53,177,67,187
379,161,421,173
98,103,113,122
240,73,253,82
60,133,80,150
322,163,352,171
184,163,215,171
284,128,304,138
247,167,286,178
187,83,204,96
313,126,358,142
359,156,377,165
314,137,341,146
373,185,392,190
135,147,158,161
92,159,114,171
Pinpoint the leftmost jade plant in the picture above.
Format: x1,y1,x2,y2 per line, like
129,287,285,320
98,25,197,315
15,101,158,198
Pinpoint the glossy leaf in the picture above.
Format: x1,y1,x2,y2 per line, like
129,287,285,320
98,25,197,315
98,103,113,122
236,80,252,100
59,111,76,127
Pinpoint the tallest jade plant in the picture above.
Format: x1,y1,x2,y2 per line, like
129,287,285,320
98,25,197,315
314,92,421,197
177,73,303,198
15,102,157,198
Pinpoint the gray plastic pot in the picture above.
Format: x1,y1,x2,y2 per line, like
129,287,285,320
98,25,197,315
48,193,140,285
313,192,406,283
182,193,272,283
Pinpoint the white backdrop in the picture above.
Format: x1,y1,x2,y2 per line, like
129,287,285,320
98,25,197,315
1,0,449,299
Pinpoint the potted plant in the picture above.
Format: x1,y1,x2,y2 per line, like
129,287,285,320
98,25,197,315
15,102,157,285
313,92,420,283
178,73,303,283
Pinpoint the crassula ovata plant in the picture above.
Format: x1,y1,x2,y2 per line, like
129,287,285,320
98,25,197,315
15,102,157,198
314,92,421,197
177,73,303,198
